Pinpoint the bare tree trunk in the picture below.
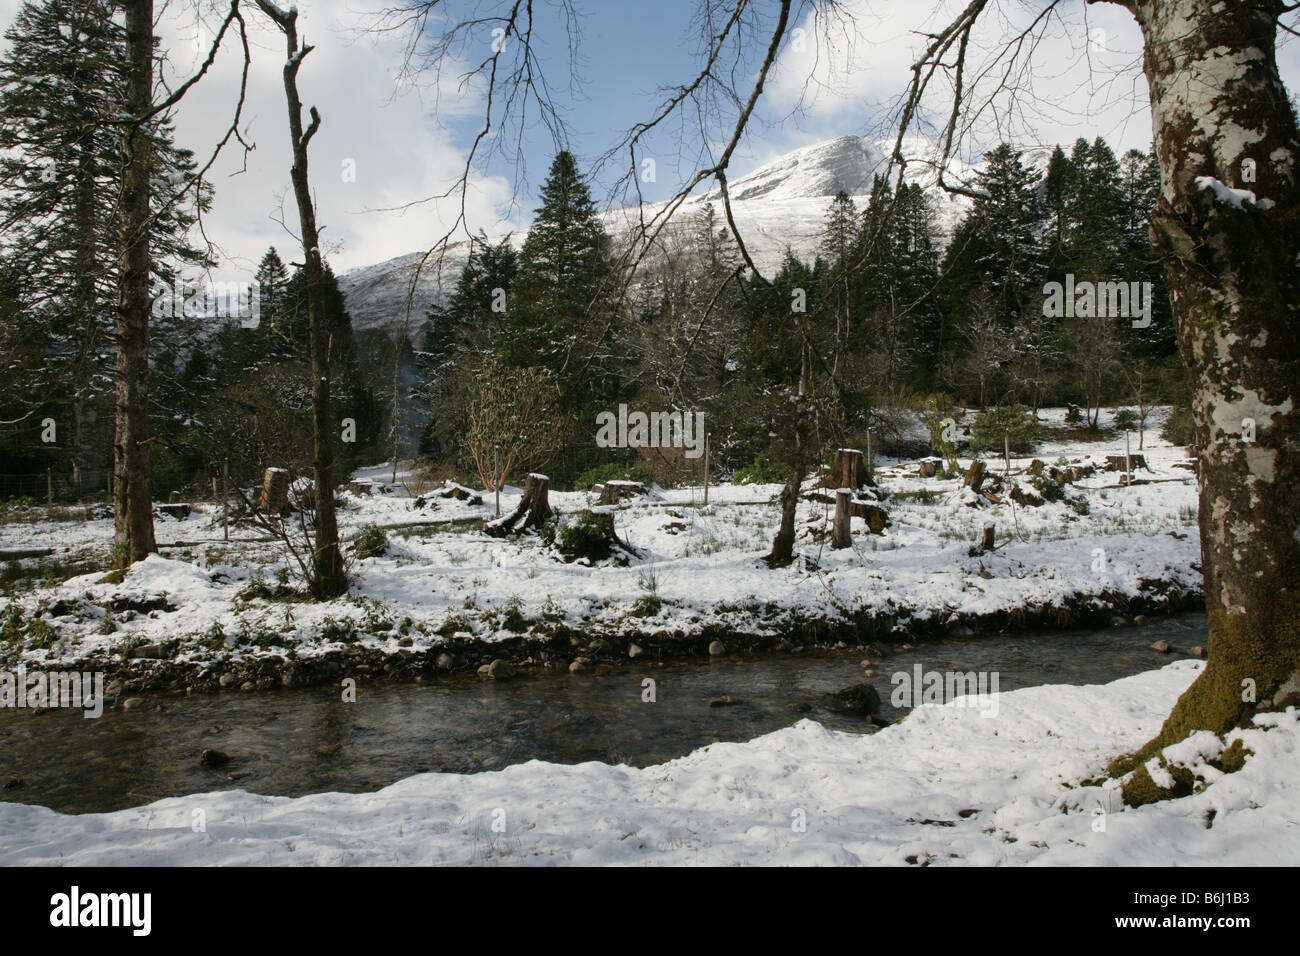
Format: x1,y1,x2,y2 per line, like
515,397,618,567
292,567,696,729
1105,0,1300,802
767,340,810,567
257,1,346,597
112,0,157,566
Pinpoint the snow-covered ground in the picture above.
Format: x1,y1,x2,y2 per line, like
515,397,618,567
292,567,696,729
0,408,1200,668
1,660,1295,865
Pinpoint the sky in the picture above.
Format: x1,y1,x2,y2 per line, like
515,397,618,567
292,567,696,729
1,0,1298,280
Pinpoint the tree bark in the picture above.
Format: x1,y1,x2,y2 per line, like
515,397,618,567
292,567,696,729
257,1,346,597
1103,0,1300,802
485,473,553,536
831,489,852,549
111,0,157,566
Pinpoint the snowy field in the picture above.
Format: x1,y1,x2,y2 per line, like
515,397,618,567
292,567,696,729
0,408,1201,668
1,660,1296,865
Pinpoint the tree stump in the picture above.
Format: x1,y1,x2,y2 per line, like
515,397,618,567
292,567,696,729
977,524,996,553
485,473,553,536
257,467,290,513
965,459,987,493
1028,459,1045,476
917,457,941,478
831,490,852,549
1105,454,1148,472
822,448,870,490
598,480,647,504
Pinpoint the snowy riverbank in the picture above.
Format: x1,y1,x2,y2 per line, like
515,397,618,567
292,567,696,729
1,660,1296,865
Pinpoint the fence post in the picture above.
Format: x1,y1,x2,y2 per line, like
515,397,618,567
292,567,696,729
703,433,711,505
222,458,229,542
46,468,52,509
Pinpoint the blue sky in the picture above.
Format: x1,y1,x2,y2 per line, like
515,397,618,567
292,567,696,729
1,0,1298,276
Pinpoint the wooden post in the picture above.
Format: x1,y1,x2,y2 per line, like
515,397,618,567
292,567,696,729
831,489,852,549
965,458,987,493
865,429,873,485
703,432,710,505
46,468,52,509
1125,431,1132,487
1004,432,1010,477
493,445,500,516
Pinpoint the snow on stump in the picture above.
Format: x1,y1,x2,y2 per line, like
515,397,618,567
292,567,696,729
1105,454,1148,473
155,502,191,520
485,473,553,537
256,467,290,514
438,482,483,506
542,508,639,563
598,480,647,505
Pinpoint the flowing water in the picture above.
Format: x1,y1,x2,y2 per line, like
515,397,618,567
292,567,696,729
0,613,1206,814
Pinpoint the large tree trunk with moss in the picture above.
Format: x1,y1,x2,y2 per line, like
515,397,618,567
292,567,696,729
1104,0,1300,802
257,1,346,598
111,0,157,566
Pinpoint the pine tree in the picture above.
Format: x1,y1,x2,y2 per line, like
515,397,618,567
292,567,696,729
0,0,211,496
502,151,611,391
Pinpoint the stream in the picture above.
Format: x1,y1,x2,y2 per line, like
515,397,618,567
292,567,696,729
0,612,1206,814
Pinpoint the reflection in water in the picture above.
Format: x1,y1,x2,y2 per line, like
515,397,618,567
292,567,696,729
0,613,1206,813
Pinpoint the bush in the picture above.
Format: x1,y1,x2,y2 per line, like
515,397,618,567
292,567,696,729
1161,406,1197,446
1112,408,1140,430
1030,474,1066,503
970,405,1041,454
353,523,388,559
574,462,654,492
733,456,786,485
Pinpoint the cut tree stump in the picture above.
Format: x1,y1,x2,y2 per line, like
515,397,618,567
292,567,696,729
831,490,852,549
917,457,941,478
485,473,553,537
1028,459,1045,476
156,503,191,520
965,459,987,493
256,467,290,513
598,480,647,505
822,448,871,490
1105,454,1148,472
977,525,996,553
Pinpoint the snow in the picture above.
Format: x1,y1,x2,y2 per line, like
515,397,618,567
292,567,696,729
1194,175,1258,209
0,409,1203,667
336,134,982,333
0,661,1295,866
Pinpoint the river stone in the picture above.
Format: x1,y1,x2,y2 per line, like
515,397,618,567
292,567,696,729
949,625,975,638
218,673,238,688
628,642,644,659
436,653,455,670
477,664,491,677
1190,646,1205,658
240,681,255,692
1149,640,1172,653
128,643,164,659
824,683,882,716
199,749,231,768
487,659,517,680
121,697,146,711
708,640,726,657
708,695,733,707
569,659,587,673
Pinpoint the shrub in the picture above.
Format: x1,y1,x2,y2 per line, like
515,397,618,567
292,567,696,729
574,462,654,492
1161,406,1197,446
970,405,1041,454
1112,408,1140,430
1031,474,1066,503
353,523,389,559
733,456,786,485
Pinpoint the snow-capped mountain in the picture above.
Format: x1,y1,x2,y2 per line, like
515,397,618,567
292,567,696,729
337,135,978,334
